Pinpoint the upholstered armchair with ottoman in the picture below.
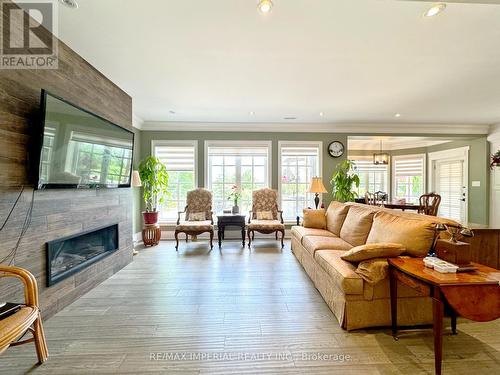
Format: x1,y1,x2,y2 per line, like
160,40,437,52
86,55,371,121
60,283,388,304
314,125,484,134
175,188,214,251
247,188,285,248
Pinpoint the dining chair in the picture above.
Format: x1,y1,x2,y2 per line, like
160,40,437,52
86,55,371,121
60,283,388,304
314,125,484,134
365,192,376,205
418,193,441,216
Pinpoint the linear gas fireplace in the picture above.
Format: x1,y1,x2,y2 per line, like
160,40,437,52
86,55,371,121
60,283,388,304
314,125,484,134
46,223,119,286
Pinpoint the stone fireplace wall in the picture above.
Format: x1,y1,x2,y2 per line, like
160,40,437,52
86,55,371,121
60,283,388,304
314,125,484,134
0,1,134,318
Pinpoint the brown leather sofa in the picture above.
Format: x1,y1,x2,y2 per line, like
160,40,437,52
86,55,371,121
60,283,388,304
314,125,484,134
291,201,457,330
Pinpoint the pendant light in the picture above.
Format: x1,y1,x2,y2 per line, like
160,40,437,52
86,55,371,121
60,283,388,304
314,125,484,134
373,139,389,165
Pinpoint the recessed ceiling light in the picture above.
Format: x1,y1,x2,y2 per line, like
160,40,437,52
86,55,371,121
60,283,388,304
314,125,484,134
258,0,273,14
59,0,79,9
319,112,324,117
394,113,401,118
249,111,255,115
423,3,446,17
283,117,297,120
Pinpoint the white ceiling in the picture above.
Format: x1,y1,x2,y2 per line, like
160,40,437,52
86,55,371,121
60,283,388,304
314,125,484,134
53,0,500,127
348,136,453,150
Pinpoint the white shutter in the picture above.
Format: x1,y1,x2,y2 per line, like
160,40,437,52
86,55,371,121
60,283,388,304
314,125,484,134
437,160,463,221
208,146,269,157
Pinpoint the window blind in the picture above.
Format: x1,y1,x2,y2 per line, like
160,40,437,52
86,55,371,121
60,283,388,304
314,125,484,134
394,156,424,177
155,145,196,171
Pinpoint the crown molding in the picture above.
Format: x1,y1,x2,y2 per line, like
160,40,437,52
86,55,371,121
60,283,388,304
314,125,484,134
132,113,144,130
487,123,500,143
399,0,500,4
140,121,490,135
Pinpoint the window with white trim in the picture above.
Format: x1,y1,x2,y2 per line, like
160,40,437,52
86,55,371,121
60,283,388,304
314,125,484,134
349,157,389,198
279,142,321,221
206,141,271,215
153,141,197,222
392,154,425,204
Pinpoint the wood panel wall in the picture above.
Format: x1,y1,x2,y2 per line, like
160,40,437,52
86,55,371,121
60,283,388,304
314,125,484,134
0,1,133,318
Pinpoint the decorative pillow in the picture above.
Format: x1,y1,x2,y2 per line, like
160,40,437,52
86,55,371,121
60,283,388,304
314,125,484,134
325,202,350,236
341,242,405,262
355,258,389,285
302,209,326,229
189,212,206,221
256,211,273,220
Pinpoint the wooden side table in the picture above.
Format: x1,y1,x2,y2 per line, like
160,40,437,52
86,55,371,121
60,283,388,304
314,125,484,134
217,214,246,248
142,224,161,247
388,257,500,375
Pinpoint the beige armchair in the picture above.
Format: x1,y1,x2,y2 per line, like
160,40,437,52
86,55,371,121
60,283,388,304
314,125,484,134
247,188,285,248
0,265,48,364
175,188,214,251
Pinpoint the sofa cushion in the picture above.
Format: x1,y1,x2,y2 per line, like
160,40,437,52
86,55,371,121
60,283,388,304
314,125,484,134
366,211,436,257
341,243,405,262
315,250,364,295
355,258,389,285
302,236,353,256
339,205,375,246
291,226,335,244
303,208,327,229
325,201,350,236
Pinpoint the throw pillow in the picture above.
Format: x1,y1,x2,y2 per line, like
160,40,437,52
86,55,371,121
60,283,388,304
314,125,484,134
189,212,206,221
302,209,326,229
355,258,389,285
341,242,405,262
256,211,274,220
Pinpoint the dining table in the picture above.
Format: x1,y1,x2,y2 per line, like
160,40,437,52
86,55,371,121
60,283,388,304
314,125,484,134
383,202,421,211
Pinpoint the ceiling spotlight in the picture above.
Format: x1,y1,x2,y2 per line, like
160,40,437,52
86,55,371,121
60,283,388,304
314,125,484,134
59,0,79,9
319,112,324,117
394,113,401,118
258,0,273,14
249,111,255,115
423,3,446,17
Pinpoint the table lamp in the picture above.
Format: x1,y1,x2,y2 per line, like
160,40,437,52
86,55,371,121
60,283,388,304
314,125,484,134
308,177,327,209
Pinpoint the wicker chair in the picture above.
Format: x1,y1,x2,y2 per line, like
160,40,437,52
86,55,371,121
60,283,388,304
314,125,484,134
247,188,285,248
175,188,214,251
0,265,48,364
419,193,441,216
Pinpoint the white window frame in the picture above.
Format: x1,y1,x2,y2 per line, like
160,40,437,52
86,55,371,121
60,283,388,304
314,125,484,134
348,155,390,200
391,153,426,204
152,140,198,223
278,141,323,223
204,140,272,214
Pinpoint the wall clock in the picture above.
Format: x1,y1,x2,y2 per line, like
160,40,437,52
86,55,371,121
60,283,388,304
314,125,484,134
328,141,345,158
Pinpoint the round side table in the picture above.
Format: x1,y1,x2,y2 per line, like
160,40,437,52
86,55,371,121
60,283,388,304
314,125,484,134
142,224,161,247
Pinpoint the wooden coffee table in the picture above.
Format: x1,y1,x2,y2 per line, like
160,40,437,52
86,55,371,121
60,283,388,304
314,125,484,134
388,257,500,375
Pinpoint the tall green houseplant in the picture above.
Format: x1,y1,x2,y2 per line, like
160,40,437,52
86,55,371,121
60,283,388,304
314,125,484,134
138,156,169,213
330,159,360,203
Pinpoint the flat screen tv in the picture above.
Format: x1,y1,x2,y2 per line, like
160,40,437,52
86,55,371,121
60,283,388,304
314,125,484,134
37,90,134,189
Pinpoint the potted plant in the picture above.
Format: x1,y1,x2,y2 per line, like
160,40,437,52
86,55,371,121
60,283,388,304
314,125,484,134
138,156,169,225
330,159,360,203
491,150,500,169
228,185,242,214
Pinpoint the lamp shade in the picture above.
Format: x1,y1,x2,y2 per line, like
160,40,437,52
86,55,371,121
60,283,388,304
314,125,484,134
308,177,327,194
131,170,142,187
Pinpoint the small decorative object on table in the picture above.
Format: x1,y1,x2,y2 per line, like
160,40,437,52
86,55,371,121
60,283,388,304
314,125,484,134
228,185,242,214
432,223,474,268
142,224,161,247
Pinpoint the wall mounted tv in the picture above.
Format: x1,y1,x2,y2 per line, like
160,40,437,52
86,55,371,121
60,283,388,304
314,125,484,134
37,90,134,189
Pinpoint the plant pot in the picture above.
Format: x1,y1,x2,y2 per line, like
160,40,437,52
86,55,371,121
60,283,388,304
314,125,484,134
143,211,159,225
232,205,240,214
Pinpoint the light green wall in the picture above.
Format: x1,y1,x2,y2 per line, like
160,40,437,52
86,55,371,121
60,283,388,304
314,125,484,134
349,136,490,225
132,128,142,234
133,130,489,229
140,131,348,199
